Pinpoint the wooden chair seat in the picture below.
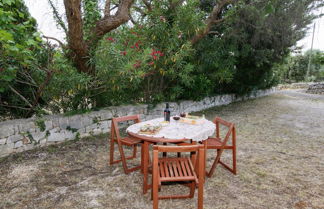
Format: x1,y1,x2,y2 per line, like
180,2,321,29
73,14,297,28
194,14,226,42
158,157,198,184
120,137,141,146
206,137,233,149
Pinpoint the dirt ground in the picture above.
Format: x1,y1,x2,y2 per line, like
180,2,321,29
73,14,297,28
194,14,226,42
0,90,323,209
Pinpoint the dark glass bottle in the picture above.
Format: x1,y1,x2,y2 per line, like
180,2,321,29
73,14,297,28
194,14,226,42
164,103,170,122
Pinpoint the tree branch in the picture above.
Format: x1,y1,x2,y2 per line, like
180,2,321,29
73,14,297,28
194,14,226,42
48,0,68,36
26,69,53,116
0,104,31,111
8,85,33,108
94,0,134,38
43,35,66,49
104,0,111,17
191,0,236,45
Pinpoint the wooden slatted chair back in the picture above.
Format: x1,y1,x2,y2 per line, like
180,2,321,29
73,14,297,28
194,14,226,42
205,117,236,177
152,145,205,209
109,115,142,174
214,117,235,147
111,115,141,140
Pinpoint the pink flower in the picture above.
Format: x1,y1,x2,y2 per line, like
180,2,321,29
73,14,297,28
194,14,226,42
160,16,166,22
120,51,127,56
133,61,141,68
106,37,114,42
149,61,154,65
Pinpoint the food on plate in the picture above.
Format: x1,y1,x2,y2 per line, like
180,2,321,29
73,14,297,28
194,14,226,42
139,124,162,134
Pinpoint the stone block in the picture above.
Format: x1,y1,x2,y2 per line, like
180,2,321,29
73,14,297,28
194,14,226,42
58,117,70,129
32,131,46,142
23,144,35,151
18,120,37,133
0,143,14,157
98,110,113,121
51,116,60,128
68,115,83,129
80,115,93,127
14,141,23,148
44,120,53,130
0,123,15,138
47,130,74,142
0,138,7,145
46,128,61,142
97,120,109,130
85,123,99,133
8,134,23,143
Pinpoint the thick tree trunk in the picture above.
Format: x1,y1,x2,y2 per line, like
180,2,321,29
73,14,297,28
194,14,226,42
63,0,134,75
64,0,91,74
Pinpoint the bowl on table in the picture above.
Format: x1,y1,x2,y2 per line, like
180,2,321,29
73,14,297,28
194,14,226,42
180,112,186,117
173,116,180,121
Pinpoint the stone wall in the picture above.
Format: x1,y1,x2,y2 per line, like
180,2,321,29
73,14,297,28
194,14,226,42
0,88,276,158
306,83,324,95
277,82,316,90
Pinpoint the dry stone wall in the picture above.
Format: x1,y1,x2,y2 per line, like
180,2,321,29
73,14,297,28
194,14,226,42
306,83,324,95
0,88,276,158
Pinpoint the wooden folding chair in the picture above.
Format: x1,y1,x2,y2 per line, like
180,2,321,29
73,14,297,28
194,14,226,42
152,145,205,209
109,115,142,174
204,117,236,177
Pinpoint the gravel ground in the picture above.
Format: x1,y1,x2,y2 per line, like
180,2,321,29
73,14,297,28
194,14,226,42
0,90,323,209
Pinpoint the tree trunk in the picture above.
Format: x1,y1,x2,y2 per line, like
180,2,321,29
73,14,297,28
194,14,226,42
64,0,91,74
63,0,134,75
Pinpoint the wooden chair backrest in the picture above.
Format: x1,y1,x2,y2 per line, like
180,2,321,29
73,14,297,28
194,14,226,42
111,115,141,140
214,117,235,147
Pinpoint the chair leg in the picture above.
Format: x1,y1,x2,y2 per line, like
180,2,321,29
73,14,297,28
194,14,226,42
117,141,129,174
141,143,144,173
197,180,203,209
109,139,115,165
189,182,195,198
152,151,159,209
207,149,223,177
162,142,167,157
132,144,137,159
233,142,237,175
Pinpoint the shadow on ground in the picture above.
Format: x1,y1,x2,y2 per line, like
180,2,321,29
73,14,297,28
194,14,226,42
0,90,323,209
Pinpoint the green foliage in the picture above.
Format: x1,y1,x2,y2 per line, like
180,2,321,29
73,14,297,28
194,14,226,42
35,118,46,132
2,0,322,119
0,0,47,118
274,50,324,83
83,0,101,41
193,0,317,94
94,0,205,104
42,52,92,112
